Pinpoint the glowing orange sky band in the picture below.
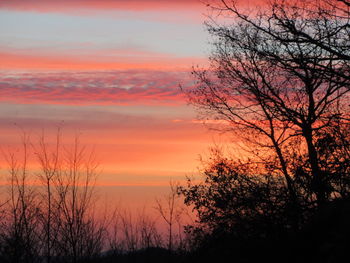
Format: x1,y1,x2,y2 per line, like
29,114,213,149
0,52,206,71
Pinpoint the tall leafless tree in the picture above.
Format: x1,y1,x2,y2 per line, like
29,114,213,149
35,131,62,263
186,0,350,207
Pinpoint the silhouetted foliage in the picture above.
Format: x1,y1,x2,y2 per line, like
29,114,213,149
178,151,295,262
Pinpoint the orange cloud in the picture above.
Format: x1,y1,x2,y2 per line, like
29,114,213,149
0,50,205,71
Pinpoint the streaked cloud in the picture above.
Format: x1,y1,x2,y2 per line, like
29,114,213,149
0,70,195,105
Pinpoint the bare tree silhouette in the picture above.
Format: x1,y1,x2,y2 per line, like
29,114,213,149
35,131,62,263
186,0,350,207
0,133,109,263
53,136,104,263
2,134,40,263
155,181,185,252
180,0,350,262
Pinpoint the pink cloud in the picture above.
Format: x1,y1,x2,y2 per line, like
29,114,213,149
0,0,202,13
0,70,194,106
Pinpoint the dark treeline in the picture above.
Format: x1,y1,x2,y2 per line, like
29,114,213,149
1,0,350,262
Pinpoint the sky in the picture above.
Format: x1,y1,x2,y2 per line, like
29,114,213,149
0,0,222,208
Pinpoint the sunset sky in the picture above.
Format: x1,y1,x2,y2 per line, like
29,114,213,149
0,0,226,207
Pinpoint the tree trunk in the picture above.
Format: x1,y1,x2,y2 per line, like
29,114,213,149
273,140,300,230
303,126,326,206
